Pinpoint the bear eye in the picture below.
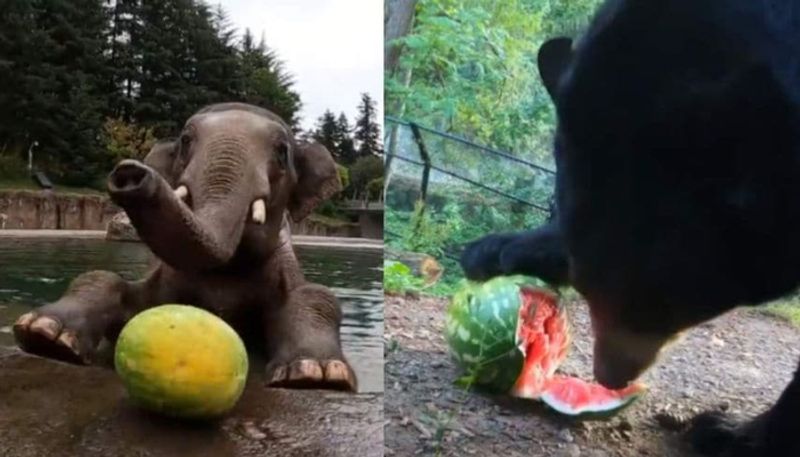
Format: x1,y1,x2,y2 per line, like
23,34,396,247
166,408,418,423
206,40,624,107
276,142,289,169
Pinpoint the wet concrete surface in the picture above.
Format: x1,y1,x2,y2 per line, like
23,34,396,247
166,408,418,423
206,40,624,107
0,348,382,457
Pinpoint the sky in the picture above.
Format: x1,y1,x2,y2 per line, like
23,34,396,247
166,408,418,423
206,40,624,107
220,0,384,132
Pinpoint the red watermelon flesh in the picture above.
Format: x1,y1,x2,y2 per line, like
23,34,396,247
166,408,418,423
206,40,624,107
540,376,646,416
509,288,645,416
511,288,570,398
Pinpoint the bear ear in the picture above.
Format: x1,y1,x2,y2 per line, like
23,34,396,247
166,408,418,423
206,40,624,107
288,142,342,222
143,139,180,187
538,37,574,99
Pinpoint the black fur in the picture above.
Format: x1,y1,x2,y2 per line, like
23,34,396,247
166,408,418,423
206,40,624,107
460,220,569,287
460,1,800,455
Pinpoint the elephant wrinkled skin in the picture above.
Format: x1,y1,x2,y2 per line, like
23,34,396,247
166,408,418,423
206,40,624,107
13,103,357,392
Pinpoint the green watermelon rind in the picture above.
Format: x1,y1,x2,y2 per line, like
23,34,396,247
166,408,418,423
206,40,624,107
445,275,551,392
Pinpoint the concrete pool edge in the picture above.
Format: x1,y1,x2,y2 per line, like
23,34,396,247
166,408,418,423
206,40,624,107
0,230,384,250
0,348,383,457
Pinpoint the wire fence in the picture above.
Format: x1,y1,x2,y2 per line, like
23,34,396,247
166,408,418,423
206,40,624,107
384,116,557,266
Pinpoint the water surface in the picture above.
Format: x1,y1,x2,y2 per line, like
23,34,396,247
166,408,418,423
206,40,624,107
0,238,383,392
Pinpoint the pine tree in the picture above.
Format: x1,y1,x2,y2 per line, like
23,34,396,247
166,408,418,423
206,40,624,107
335,113,358,165
354,93,382,157
0,0,37,154
3,0,112,184
191,2,241,105
0,1,306,186
312,110,339,158
107,0,140,120
238,29,302,128
134,0,200,136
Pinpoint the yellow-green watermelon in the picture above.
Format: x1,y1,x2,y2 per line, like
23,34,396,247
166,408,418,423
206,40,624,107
114,304,249,419
445,276,645,418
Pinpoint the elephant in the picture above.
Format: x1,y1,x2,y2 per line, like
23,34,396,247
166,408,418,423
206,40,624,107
12,102,357,392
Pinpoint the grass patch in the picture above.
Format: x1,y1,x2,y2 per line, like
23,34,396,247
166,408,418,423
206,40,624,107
762,297,800,327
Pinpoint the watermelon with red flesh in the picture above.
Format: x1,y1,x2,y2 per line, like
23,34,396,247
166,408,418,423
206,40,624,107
445,276,646,418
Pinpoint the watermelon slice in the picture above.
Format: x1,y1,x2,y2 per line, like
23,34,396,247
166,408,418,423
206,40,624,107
539,376,646,416
445,276,646,418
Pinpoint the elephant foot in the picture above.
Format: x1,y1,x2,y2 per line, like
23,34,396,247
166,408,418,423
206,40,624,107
265,358,357,392
13,312,94,365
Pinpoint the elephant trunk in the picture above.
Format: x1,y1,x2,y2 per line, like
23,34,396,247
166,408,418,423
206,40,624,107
108,159,248,272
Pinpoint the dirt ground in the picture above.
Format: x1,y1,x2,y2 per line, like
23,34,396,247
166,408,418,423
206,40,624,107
384,293,800,457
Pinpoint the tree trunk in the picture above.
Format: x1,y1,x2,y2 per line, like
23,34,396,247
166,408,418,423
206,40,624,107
384,0,417,74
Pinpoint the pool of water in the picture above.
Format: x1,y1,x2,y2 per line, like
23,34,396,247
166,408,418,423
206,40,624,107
0,238,383,392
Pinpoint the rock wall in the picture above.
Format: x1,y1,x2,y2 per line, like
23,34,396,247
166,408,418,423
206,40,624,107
0,190,118,230
0,190,377,238
290,215,362,238
107,211,365,241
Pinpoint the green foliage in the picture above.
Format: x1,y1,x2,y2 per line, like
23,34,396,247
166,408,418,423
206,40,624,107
384,260,424,295
764,295,800,328
103,118,157,163
385,1,601,296
0,153,28,180
387,193,550,297
367,177,384,200
348,155,385,199
386,0,603,165
336,164,351,190
314,199,344,219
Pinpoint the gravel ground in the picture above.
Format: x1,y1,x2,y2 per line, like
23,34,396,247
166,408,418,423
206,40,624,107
384,294,800,457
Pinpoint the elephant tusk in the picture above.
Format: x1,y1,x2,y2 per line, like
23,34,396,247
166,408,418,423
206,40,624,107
252,199,266,224
174,185,189,200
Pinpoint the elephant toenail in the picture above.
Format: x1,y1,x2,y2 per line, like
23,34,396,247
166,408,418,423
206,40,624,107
57,330,79,353
324,360,350,381
14,312,36,329
268,365,288,384
29,317,61,339
288,359,323,381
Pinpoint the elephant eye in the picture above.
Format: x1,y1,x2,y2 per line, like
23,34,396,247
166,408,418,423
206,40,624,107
179,133,193,156
276,142,289,169
180,134,192,148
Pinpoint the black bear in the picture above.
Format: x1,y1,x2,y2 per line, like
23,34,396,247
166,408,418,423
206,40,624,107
461,1,800,455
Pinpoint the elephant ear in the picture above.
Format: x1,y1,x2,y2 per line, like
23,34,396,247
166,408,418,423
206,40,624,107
143,139,180,187
289,142,342,222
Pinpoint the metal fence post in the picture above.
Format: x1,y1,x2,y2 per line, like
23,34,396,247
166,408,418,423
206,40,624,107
409,122,431,202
